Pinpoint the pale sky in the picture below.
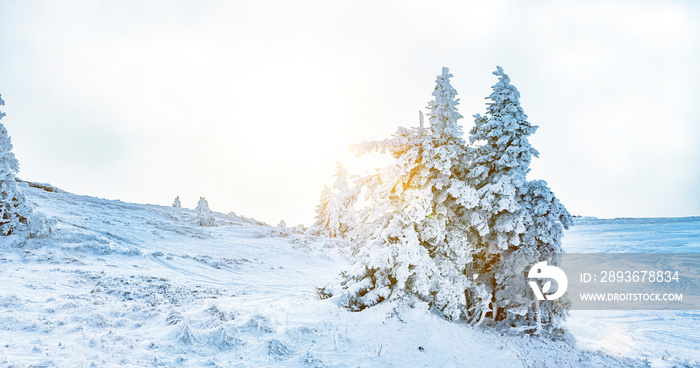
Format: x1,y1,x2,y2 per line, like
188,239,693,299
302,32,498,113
0,0,698,226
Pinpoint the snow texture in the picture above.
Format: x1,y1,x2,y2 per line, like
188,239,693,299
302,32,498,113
0,185,695,367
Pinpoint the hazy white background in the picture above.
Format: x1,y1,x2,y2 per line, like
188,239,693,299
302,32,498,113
0,0,698,226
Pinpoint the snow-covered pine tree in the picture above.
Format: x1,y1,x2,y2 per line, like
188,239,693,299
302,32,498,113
172,196,182,208
0,94,34,236
332,164,360,239
310,163,358,238
195,197,215,226
339,68,481,320
466,67,571,330
519,180,572,331
312,185,333,232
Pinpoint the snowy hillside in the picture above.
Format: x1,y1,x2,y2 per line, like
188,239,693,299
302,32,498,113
0,184,697,367
564,217,700,367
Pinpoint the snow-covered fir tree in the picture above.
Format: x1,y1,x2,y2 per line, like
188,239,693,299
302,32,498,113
466,67,571,331
313,185,332,229
172,196,182,208
0,94,34,236
339,68,482,320
310,163,358,238
195,197,215,226
519,179,572,331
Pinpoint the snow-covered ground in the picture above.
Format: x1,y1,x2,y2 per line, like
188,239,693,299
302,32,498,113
0,185,697,367
564,217,700,367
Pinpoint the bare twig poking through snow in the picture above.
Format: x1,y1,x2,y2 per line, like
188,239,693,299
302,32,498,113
267,339,292,361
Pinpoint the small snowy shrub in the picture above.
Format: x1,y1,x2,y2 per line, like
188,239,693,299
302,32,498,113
28,212,57,238
174,319,199,345
310,163,359,239
172,196,182,208
267,339,292,361
195,197,216,226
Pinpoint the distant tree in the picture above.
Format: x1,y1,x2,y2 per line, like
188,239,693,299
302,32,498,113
195,197,215,226
311,163,358,238
312,185,332,229
0,94,33,236
466,67,572,331
172,196,182,208
339,68,482,320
